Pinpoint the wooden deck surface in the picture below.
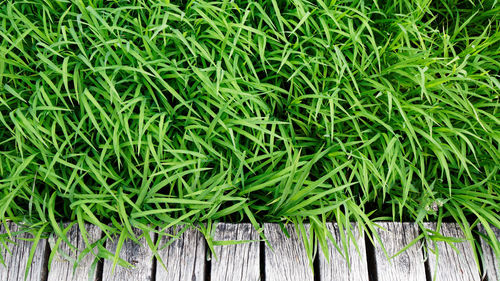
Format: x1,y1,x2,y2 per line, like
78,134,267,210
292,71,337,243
0,222,498,281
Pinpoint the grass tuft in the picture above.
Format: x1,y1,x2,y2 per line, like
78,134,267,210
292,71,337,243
0,0,499,273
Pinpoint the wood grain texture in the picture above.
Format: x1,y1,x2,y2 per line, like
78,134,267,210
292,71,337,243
211,223,260,281
374,222,426,281
156,226,205,281
319,223,369,281
264,223,313,281
425,222,480,281
0,222,48,281
102,228,154,281
477,224,499,281
47,224,102,281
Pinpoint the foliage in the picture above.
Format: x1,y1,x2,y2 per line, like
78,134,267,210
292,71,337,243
0,0,498,274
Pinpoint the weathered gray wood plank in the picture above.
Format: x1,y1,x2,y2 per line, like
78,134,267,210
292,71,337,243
264,223,313,281
426,222,480,281
319,223,369,281
102,228,154,281
156,226,205,281
478,224,499,281
0,222,48,281
47,224,102,281
374,222,426,281
211,223,260,281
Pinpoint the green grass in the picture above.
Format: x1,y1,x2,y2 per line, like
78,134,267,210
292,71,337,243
0,0,499,276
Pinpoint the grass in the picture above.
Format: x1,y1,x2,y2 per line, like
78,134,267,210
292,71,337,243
0,0,499,276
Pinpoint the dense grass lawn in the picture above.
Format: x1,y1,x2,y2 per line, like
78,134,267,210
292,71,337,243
0,0,498,269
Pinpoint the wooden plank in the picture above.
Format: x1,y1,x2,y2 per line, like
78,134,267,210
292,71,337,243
478,225,499,281
426,222,480,281
47,224,102,281
102,228,154,281
211,223,260,281
374,222,426,281
319,223,369,281
264,223,313,281
156,226,205,281
0,222,48,281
